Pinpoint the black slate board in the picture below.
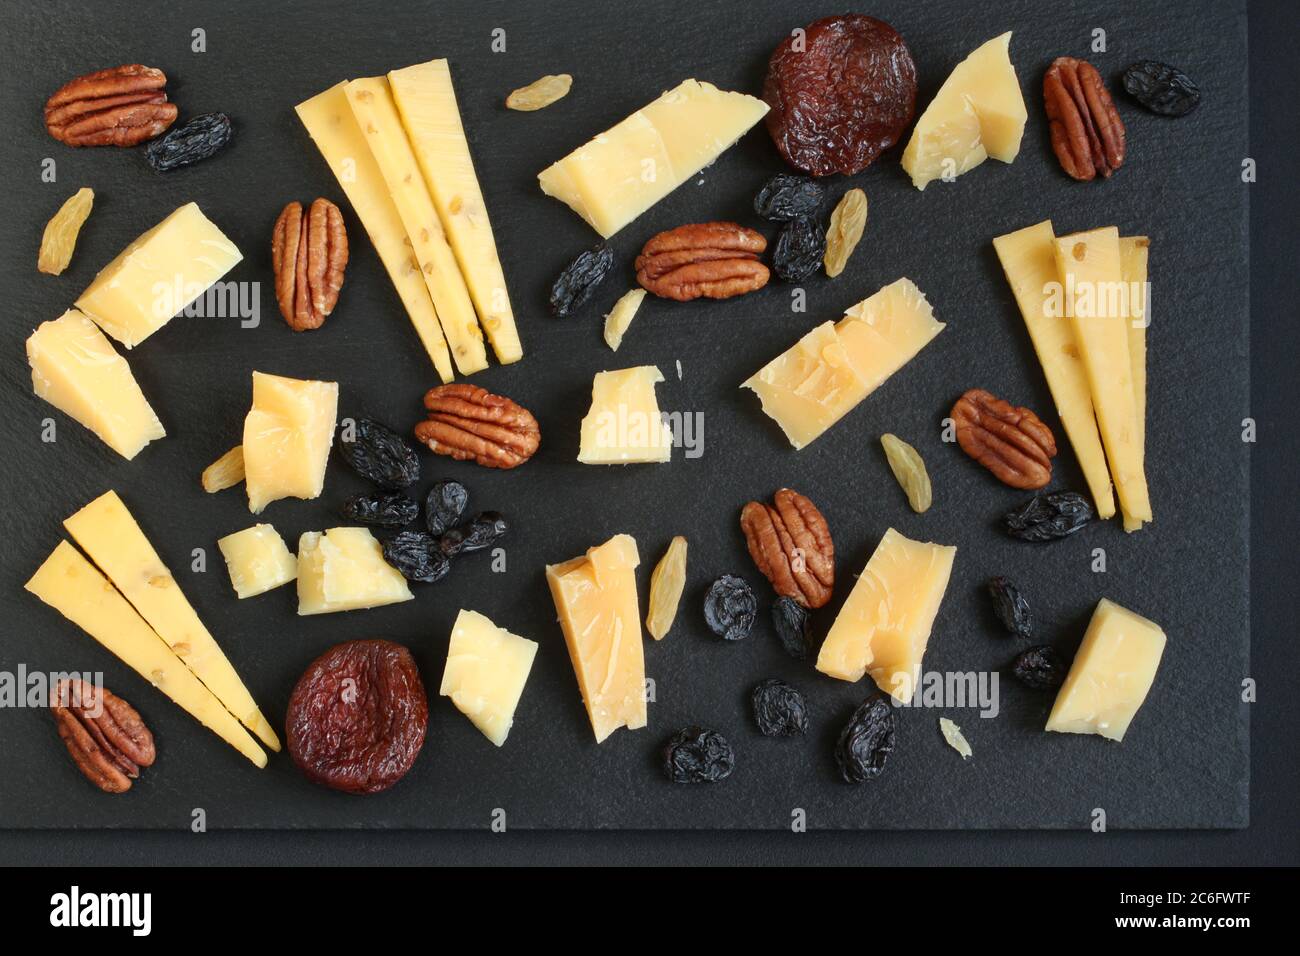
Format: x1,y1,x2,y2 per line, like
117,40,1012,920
0,0,1248,829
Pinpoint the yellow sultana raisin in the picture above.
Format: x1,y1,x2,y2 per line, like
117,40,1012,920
202,445,245,493
506,74,573,111
881,433,932,513
646,535,688,640
823,188,868,278
38,187,94,276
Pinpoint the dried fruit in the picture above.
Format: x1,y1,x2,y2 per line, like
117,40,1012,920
986,576,1032,640
38,187,94,275
425,480,469,536
51,679,156,794
271,197,349,331
1122,61,1200,117
1043,57,1126,181
339,418,420,490
939,717,972,759
635,222,770,301
416,384,541,469
381,531,451,583
771,216,825,282
603,288,647,351
880,433,931,512
740,488,834,608
1004,491,1094,542
771,597,814,660
506,73,573,111
145,112,234,171
753,173,825,221
835,693,897,783
751,678,808,737
341,492,419,528
646,536,688,640
662,727,735,784
1011,644,1066,689
703,575,757,641
763,14,917,176
823,188,868,277
438,512,508,556
44,64,177,147
550,244,614,316
201,445,245,493
952,388,1056,489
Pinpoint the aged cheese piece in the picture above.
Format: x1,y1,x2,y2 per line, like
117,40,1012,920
1046,598,1166,741
901,32,1027,190
296,83,454,383
75,202,242,348
816,528,957,703
389,59,522,365
1055,227,1152,523
993,221,1116,518
545,534,647,743
242,371,338,514
26,309,165,460
296,527,413,615
25,542,267,767
742,277,943,449
578,365,673,464
345,76,488,375
538,79,769,238
603,288,647,351
1119,236,1150,532
217,524,298,599
63,491,281,751
440,608,539,746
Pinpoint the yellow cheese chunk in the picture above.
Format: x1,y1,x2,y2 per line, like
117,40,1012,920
1119,236,1150,532
345,76,488,375
538,79,768,238
440,609,539,747
816,528,957,703
75,202,242,348
545,534,647,743
1046,598,1166,741
389,59,522,365
296,527,413,615
993,221,1116,519
603,288,647,351
242,371,338,514
296,83,454,384
27,309,165,460
742,277,944,449
25,542,267,767
217,524,298,599
578,365,673,463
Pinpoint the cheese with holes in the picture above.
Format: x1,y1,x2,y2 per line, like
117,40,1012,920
25,541,267,766
296,83,454,383
902,32,1027,190
218,524,298,598
297,527,412,615
546,534,646,743
440,609,538,746
389,59,522,365
1046,598,1166,741
27,309,165,460
538,79,768,238
816,528,956,703
578,365,673,463
75,202,242,348
742,278,943,449
993,221,1115,518
1119,236,1150,532
242,371,338,514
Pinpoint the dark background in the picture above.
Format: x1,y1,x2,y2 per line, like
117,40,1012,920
1,0,1295,861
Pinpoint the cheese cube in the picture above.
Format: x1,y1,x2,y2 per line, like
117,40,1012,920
1046,599,1166,741
218,524,298,599
296,527,413,615
440,609,539,746
545,534,647,743
578,366,673,464
75,202,242,348
242,371,338,514
816,528,957,703
27,309,165,460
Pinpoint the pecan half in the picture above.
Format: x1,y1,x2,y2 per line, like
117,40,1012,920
44,65,178,147
51,679,155,794
952,388,1057,489
272,199,348,331
636,222,770,301
415,384,540,469
1044,57,1126,181
740,488,834,608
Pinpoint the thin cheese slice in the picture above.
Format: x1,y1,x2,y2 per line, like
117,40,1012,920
1119,236,1150,532
440,609,539,746
25,542,267,767
578,366,673,463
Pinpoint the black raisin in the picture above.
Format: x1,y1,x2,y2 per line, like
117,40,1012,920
1122,61,1200,117
340,492,419,528
771,597,813,660
338,419,420,490
835,694,897,783
750,679,808,737
381,531,450,583
550,245,614,317
145,112,233,171
986,576,1033,640
753,173,825,221
439,511,508,556
662,727,735,784
771,215,825,282
425,480,468,536
704,575,757,641
1011,645,1066,689
1003,491,1093,542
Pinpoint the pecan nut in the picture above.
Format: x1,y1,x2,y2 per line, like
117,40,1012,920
51,679,156,794
740,488,834,608
44,64,178,147
952,388,1057,489
1044,57,1126,181
636,222,770,301
415,384,540,469
272,198,349,331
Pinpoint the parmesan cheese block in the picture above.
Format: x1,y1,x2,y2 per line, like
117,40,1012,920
27,309,165,460
578,365,673,463
217,524,298,598
545,534,647,743
816,528,957,704
75,202,242,348
296,527,413,615
25,541,267,767
440,609,538,746
1119,236,1150,533
242,371,338,514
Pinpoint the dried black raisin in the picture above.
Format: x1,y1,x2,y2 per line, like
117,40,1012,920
340,492,419,528
439,511,508,556
771,215,826,282
835,694,896,783
704,575,757,641
550,245,614,317
1003,491,1093,542
425,480,468,536
145,112,233,171
753,173,825,221
986,576,1033,640
771,597,813,660
1011,644,1066,689
662,727,735,784
1122,61,1200,117
381,531,450,583
751,679,808,737
338,419,421,490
